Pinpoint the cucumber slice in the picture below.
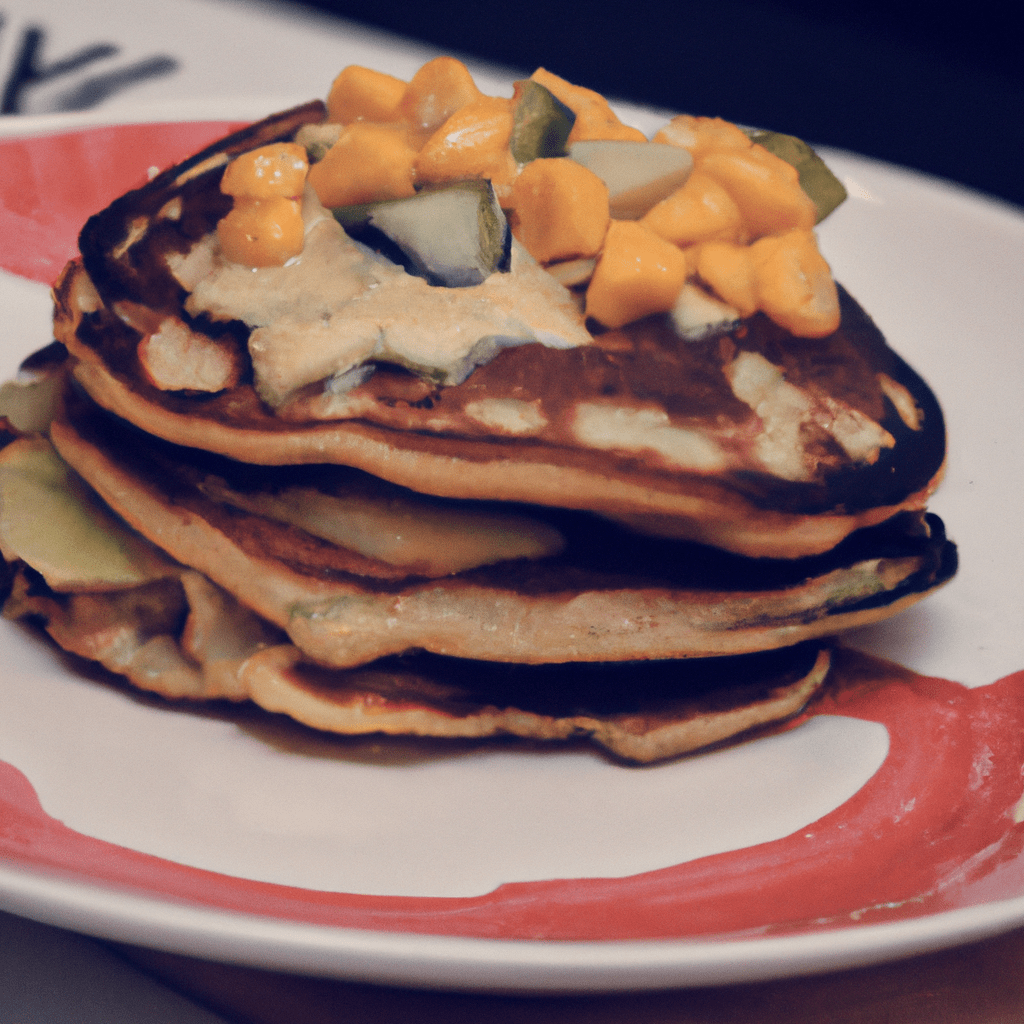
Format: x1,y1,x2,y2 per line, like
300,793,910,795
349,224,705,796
744,129,847,223
294,122,342,163
0,437,170,590
333,180,512,287
568,140,693,219
510,80,576,163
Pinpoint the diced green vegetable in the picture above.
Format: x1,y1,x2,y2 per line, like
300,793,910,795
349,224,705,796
510,80,576,163
332,180,511,287
294,122,342,163
0,437,170,590
744,129,847,223
568,140,693,219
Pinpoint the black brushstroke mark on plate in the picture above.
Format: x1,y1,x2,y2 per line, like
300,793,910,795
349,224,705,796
0,19,179,114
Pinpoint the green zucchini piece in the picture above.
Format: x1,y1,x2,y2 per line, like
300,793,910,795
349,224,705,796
332,180,512,287
0,437,171,591
568,140,693,219
294,122,342,163
510,80,576,163
744,129,847,223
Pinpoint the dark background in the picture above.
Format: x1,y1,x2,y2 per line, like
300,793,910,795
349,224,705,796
284,0,1023,210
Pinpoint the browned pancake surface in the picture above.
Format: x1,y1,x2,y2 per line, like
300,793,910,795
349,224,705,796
47,385,956,668
49,104,947,559
56,259,946,558
2,556,831,763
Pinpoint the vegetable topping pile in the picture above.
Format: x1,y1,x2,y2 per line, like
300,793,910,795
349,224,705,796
216,57,848,342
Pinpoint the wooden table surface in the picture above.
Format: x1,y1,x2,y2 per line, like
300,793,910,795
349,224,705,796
113,926,1024,1024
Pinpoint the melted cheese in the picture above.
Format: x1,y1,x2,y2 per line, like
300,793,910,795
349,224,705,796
179,192,590,407
464,398,549,435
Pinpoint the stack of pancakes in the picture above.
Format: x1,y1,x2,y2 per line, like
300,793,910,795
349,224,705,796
0,100,954,762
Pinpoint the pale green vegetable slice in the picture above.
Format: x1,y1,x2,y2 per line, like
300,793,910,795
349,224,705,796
0,344,68,434
545,256,597,288
672,283,742,342
199,474,565,576
0,373,62,434
744,129,847,222
568,140,693,219
294,122,342,163
332,180,511,287
510,80,575,163
0,437,172,591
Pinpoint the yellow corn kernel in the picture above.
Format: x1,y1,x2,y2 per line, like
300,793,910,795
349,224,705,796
568,105,649,144
217,197,304,267
326,65,407,124
698,145,817,239
510,157,610,264
415,96,517,194
400,56,482,132
750,229,840,337
692,241,758,318
530,68,646,144
641,170,746,247
653,115,752,160
585,220,689,328
220,143,308,200
307,123,418,208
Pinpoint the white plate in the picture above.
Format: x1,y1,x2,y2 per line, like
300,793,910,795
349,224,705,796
1,110,1023,992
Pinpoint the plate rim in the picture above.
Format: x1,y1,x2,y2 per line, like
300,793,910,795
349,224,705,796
5,858,1024,992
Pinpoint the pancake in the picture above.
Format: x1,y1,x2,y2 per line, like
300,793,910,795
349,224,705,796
52,94,947,560
47,384,954,668
1,425,832,762
55,266,946,562
1,58,958,761
4,554,832,763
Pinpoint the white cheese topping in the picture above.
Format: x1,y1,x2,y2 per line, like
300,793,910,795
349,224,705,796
176,191,590,408
463,398,549,435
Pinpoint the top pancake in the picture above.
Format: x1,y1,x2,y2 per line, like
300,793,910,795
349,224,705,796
54,104,947,559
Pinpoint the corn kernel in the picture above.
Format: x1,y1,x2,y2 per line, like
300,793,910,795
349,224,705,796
220,144,308,200
510,157,609,263
693,240,758,318
653,115,752,160
327,65,406,124
642,170,746,248
699,146,817,239
307,123,418,208
530,68,646,145
586,220,689,328
217,197,304,267
750,229,840,337
399,56,482,132
416,96,517,195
